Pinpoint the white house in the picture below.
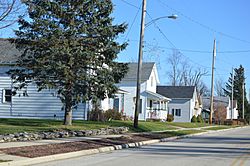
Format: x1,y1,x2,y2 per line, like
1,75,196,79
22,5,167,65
157,86,202,122
0,39,170,121
107,62,171,121
0,39,88,119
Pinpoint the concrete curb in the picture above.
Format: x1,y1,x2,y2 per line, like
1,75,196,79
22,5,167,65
0,126,248,166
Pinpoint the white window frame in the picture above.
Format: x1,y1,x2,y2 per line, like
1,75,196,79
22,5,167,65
2,89,12,103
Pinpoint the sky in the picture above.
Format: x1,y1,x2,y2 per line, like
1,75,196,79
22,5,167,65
1,0,250,98
111,0,250,97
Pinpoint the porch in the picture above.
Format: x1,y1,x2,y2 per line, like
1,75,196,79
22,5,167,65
142,91,171,120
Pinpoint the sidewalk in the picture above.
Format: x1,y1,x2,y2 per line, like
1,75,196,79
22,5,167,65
0,125,247,166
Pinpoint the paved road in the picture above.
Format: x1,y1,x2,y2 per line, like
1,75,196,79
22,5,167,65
35,127,250,166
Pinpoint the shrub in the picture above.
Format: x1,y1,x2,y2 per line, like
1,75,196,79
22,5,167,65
197,115,204,123
167,114,174,122
146,118,161,122
87,108,105,121
104,109,122,121
191,115,197,123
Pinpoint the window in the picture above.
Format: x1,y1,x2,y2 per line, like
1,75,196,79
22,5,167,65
175,109,181,116
133,97,142,114
149,100,153,108
113,98,119,111
172,109,175,115
151,76,154,87
139,99,142,113
3,89,12,103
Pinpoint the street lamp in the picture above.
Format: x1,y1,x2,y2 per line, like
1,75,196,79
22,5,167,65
145,14,178,27
134,0,177,128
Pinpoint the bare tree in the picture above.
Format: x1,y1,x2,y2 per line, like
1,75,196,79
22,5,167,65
214,102,227,124
166,49,208,95
166,49,183,86
197,81,210,96
215,77,225,96
0,0,25,30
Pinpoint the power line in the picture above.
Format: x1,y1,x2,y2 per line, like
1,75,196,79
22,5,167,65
119,0,140,9
157,0,250,45
119,37,250,54
123,3,141,42
146,11,210,69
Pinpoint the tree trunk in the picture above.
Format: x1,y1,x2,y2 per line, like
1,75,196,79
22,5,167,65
63,95,73,125
64,107,72,125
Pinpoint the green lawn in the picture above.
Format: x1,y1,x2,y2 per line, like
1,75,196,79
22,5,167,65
0,118,179,134
166,122,210,128
0,160,11,163
141,130,206,139
0,118,229,135
204,126,232,131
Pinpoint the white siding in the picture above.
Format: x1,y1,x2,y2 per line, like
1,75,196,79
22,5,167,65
169,99,191,122
146,73,156,93
117,81,147,120
0,76,87,120
0,76,12,115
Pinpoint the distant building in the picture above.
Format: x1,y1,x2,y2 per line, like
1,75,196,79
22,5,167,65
202,96,238,121
157,86,202,122
107,62,171,121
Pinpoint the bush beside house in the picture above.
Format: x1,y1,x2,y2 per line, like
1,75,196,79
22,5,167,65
191,115,197,123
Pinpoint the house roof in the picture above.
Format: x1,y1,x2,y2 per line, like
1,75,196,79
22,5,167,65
0,38,20,64
120,62,156,83
142,90,171,101
156,86,196,99
202,96,230,110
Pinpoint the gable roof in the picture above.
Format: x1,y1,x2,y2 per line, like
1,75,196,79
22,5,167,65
0,38,20,64
202,96,229,110
156,86,196,99
120,62,156,83
202,96,237,110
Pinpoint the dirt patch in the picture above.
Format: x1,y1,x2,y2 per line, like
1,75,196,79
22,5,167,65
1,135,150,158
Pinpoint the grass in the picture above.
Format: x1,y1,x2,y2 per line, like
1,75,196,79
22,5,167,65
164,129,206,137
0,160,12,163
0,118,234,135
142,130,206,139
0,118,179,134
166,122,209,128
204,126,232,131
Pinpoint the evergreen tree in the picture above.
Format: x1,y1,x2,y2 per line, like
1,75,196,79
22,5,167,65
224,65,248,119
9,0,128,125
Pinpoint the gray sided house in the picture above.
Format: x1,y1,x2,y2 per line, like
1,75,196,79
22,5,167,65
0,39,88,120
202,96,238,120
157,86,202,122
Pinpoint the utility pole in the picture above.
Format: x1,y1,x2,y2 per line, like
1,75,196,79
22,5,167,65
134,0,147,128
231,67,234,120
209,39,216,125
242,68,245,119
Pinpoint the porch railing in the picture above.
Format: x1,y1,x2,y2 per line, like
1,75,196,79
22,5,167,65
147,108,167,119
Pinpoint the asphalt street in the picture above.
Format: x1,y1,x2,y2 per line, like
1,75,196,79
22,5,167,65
35,126,250,166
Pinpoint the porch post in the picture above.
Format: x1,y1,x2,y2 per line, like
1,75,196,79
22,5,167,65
121,94,124,114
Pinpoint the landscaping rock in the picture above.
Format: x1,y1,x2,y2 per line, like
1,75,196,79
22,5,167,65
0,127,129,143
